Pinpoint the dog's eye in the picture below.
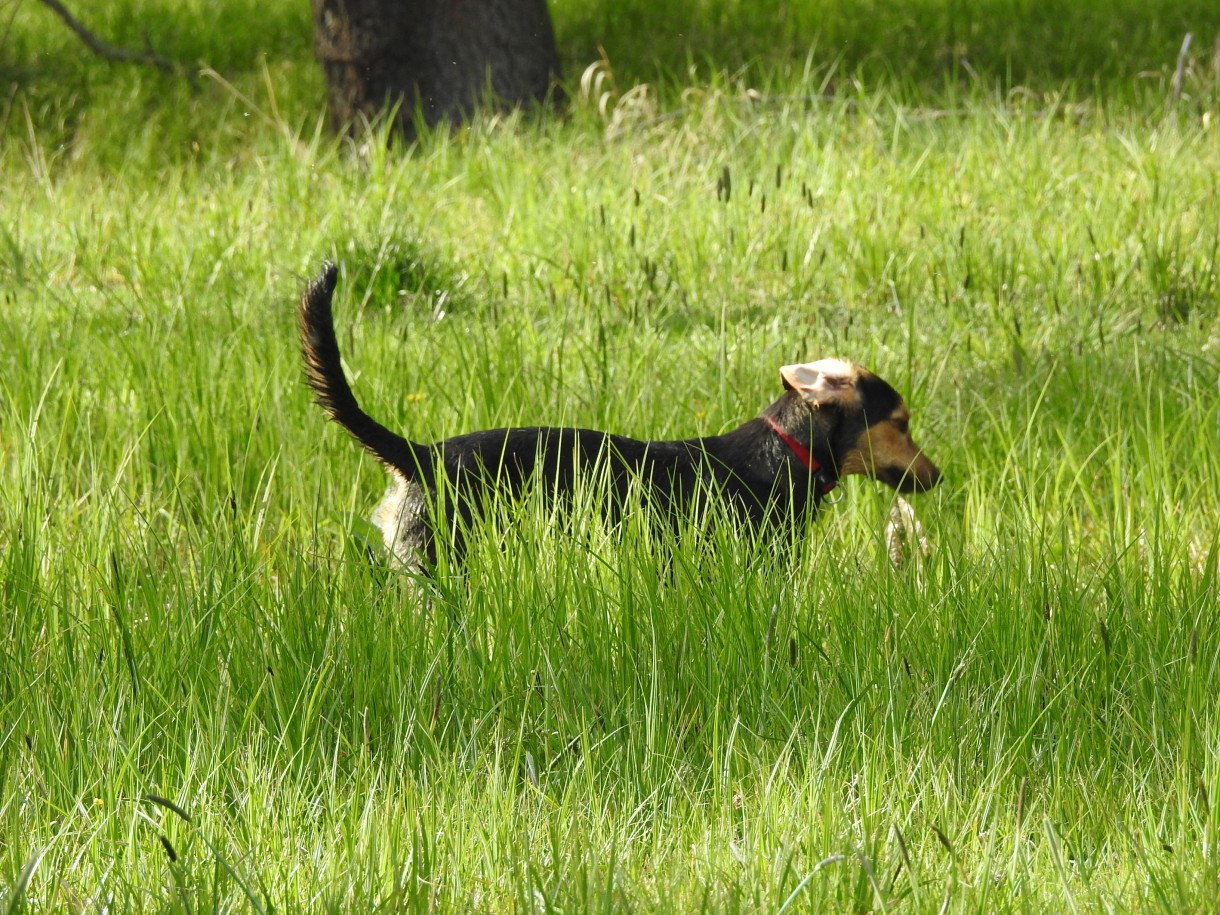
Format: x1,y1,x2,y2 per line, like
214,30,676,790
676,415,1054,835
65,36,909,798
894,419,910,435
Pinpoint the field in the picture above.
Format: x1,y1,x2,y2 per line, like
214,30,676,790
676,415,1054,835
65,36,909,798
3,0,1220,910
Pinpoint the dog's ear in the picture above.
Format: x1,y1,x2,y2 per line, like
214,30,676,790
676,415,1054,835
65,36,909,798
779,359,861,409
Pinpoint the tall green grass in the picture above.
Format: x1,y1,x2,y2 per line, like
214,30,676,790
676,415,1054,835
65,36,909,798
2,0,1220,910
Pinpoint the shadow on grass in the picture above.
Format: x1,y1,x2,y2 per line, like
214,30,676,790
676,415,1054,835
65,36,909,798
3,0,1218,156
3,0,312,78
335,237,475,317
1,0,318,166
9,0,1219,98
557,0,1219,94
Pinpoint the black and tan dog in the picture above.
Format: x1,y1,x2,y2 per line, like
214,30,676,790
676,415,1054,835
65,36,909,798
299,262,940,567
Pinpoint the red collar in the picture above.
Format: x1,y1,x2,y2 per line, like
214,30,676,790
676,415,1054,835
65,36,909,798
763,415,837,494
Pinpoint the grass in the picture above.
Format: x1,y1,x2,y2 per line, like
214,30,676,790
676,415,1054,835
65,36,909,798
2,0,1220,910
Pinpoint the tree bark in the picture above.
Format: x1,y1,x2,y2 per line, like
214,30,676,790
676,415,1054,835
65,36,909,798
311,0,560,138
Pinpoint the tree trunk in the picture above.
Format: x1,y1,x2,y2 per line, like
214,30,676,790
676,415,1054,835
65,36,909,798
311,0,560,138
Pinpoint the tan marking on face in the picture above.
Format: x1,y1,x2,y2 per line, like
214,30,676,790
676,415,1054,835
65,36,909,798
841,411,940,493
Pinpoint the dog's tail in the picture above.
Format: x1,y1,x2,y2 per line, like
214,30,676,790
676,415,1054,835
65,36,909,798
298,262,433,483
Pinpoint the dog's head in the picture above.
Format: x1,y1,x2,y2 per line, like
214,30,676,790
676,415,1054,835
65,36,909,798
780,358,941,493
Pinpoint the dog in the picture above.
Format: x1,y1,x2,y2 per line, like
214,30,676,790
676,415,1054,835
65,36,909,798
299,262,940,568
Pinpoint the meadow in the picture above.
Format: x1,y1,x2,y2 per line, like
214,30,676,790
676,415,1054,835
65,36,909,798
2,0,1220,910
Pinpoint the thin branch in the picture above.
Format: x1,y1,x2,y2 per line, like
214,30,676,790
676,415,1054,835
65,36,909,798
37,0,177,73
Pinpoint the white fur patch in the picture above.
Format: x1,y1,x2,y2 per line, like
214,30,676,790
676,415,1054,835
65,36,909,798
371,473,428,568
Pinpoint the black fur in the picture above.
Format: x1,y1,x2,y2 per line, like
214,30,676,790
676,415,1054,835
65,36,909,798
299,262,915,566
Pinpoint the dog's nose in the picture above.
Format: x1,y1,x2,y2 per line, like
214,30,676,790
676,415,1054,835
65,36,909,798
906,458,940,493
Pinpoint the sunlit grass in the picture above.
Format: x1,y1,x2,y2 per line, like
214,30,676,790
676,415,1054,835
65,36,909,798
2,0,1220,910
